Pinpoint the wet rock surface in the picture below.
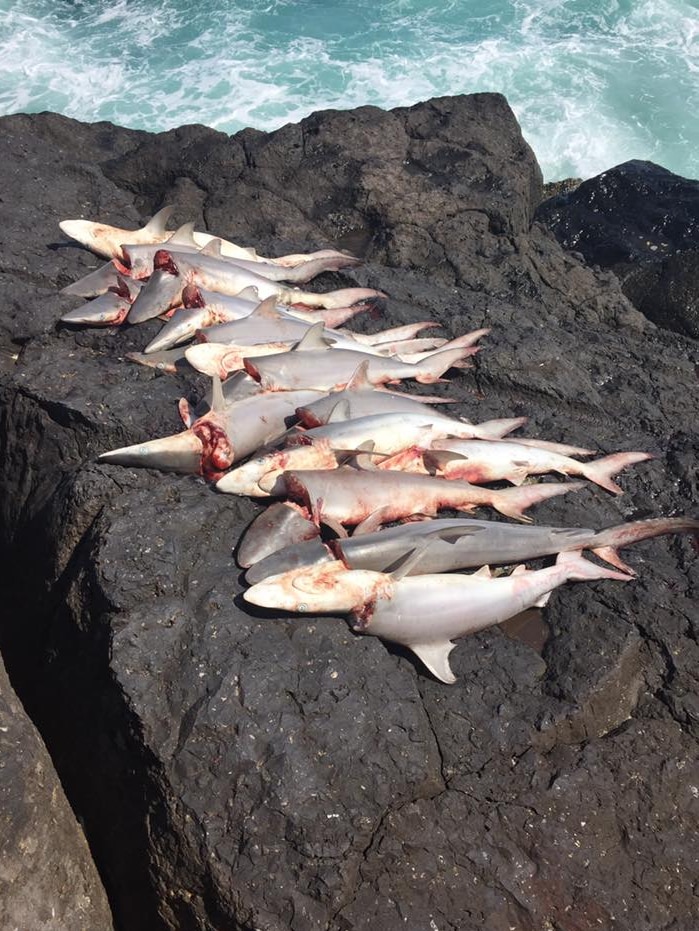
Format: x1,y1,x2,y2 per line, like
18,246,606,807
0,97,697,931
537,159,699,339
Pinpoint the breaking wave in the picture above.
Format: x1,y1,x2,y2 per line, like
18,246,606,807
0,0,697,181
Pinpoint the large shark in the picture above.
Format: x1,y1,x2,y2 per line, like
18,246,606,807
244,550,634,684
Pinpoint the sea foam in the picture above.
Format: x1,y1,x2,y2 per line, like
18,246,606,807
0,0,697,181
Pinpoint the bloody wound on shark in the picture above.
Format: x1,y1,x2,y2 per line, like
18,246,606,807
59,208,699,684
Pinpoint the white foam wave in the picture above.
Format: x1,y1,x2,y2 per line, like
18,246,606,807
0,0,697,180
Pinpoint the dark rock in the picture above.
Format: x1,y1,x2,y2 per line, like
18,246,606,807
0,654,114,930
541,177,582,201
537,159,699,338
0,97,697,931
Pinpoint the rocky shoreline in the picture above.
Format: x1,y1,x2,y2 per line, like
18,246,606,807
0,94,697,931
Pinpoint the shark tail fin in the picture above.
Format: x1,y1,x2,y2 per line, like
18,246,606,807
580,451,653,495
556,550,634,583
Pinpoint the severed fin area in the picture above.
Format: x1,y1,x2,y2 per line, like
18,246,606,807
98,430,203,474
236,502,321,568
408,641,458,685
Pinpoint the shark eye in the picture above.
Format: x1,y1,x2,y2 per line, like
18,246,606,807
298,603,308,612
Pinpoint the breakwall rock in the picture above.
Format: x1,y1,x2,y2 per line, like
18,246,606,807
0,95,697,931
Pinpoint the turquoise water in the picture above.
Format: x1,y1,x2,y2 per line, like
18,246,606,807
1,0,697,180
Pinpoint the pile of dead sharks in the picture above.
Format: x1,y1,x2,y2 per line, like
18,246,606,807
59,206,698,685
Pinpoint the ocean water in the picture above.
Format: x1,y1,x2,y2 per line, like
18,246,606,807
0,0,697,181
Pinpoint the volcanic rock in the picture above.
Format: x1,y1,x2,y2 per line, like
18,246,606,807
0,654,114,931
537,159,699,338
0,97,697,931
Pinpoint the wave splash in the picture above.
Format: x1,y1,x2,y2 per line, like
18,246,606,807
0,0,697,181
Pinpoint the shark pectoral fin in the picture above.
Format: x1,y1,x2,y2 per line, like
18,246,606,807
143,205,174,236
178,398,193,427
211,375,225,413
327,399,351,423
353,506,392,536
423,449,468,475
386,542,436,580
322,516,349,538
409,642,458,684
506,463,531,485
294,321,331,351
334,441,378,468
352,441,379,471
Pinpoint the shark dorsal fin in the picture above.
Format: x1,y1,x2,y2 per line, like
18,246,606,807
430,524,482,543
167,222,197,246
294,321,331,351
345,360,372,391
410,642,457,684
250,295,281,319
472,565,492,578
199,238,223,258
143,205,174,236
211,375,225,413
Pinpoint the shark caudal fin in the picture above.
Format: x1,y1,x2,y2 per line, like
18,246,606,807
491,481,584,522
556,550,634,583
316,287,387,309
589,516,699,573
413,346,480,384
580,451,653,495
468,416,529,439
351,322,441,346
